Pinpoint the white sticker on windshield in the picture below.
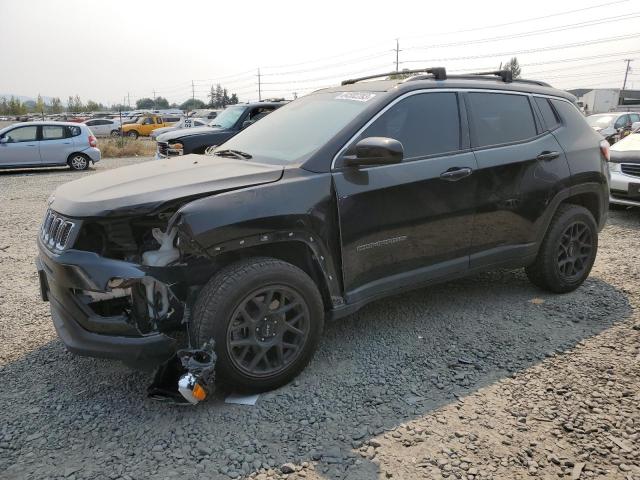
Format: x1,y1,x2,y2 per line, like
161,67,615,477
335,92,377,102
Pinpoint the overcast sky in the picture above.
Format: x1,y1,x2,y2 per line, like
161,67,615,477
1,0,639,106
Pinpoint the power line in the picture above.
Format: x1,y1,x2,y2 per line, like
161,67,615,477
405,13,640,51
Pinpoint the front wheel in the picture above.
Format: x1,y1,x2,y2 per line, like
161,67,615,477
68,153,89,171
525,204,598,293
192,258,324,392
110,129,120,137
126,130,138,139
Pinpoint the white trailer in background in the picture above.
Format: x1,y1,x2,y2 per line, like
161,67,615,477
579,89,620,114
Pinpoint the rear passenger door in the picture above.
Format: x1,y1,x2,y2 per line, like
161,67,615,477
333,91,477,302
466,91,570,268
40,125,73,164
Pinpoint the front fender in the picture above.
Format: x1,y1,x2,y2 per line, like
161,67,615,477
174,168,344,301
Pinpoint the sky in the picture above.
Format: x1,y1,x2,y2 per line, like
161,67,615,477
1,0,639,106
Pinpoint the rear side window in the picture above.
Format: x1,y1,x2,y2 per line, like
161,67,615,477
65,126,81,137
42,125,65,140
468,92,537,147
534,97,561,130
358,92,461,159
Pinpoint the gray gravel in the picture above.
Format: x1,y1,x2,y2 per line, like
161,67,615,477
1,158,639,480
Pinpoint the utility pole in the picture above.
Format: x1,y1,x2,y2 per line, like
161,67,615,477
257,68,262,101
395,39,401,73
127,92,130,109
622,59,632,91
153,89,156,110
191,80,195,104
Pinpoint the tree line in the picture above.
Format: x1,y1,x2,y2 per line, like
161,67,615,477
0,82,243,116
135,83,240,111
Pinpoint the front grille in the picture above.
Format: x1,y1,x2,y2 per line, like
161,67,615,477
621,163,640,178
41,209,76,251
157,141,168,157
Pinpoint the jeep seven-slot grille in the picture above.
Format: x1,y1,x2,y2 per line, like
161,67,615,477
41,209,75,251
621,163,640,178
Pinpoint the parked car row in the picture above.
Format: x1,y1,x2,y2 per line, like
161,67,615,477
586,111,640,144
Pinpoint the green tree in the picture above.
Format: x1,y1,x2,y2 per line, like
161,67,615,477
34,94,45,114
179,98,206,111
155,96,170,109
229,93,239,105
136,97,155,109
501,57,522,79
387,68,415,80
49,97,62,114
0,97,8,114
8,96,26,115
85,100,102,112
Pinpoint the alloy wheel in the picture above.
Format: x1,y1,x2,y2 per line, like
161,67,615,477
70,155,87,170
226,286,310,378
557,221,593,280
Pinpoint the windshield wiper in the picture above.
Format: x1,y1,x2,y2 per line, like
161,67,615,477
214,149,252,159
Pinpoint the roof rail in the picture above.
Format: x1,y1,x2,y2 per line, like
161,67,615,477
446,71,551,87
465,70,514,83
341,67,447,85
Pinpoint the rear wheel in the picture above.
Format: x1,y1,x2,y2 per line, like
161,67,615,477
127,130,138,139
68,153,89,171
192,258,324,392
110,129,120,137
525,204,598,293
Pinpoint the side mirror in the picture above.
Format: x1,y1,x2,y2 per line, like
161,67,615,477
242,120,254,129
343,137,403,167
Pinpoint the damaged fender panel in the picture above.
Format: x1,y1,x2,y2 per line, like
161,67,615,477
173,169,344,300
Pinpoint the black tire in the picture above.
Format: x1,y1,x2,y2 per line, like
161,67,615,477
110,130,120,137
525,204,598,293
127,130,138,139
67,153,90,171
192,257,324,392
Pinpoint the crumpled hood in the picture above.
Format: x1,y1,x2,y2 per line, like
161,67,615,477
610,134,640,163
51,154,284,218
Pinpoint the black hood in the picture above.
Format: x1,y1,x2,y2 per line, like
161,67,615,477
157,126,225,142
51,155,283,218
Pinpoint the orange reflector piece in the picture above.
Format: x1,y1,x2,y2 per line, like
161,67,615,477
192,383,207,401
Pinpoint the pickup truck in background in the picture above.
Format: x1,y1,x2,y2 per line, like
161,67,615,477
120,114,182,139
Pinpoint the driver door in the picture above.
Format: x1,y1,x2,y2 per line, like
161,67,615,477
0,125,41,167
332,92,477,303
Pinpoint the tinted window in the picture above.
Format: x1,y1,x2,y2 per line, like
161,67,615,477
358,92,460,159
469,93,537,147
85,120,97,126
4,126,38,142
534,97,560,130
42,125,65,140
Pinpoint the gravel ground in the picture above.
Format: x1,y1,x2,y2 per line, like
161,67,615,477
0,158,639,480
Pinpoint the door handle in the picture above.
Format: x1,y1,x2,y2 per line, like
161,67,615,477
440,167,473,181
537,151,560,161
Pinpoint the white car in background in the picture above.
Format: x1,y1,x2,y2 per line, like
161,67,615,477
83,118,122,137
150,117,210,140
609,126,640,208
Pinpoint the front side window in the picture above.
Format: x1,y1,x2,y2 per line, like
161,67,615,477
355,92,461,159
142,118,154,125
469,92,537,147
4,126,38,142
42,125,65,140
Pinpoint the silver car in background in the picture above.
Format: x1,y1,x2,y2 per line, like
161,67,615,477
0,121,101,170
608,129,640,207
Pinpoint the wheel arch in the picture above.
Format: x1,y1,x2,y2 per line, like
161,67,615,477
67,151,90,163
202,238,340,313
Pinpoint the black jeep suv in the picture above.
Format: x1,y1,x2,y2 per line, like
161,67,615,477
37,68,609,398
155,100,286,158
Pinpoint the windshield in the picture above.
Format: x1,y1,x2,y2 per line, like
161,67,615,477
216,92,375,164
586,115,614,127
208,106,246,129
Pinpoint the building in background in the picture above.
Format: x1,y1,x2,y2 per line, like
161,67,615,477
568,89,640,115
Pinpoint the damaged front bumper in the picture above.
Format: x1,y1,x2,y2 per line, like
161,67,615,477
36,236,181,368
